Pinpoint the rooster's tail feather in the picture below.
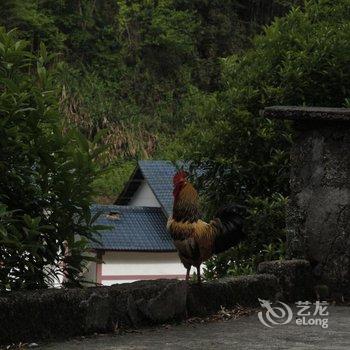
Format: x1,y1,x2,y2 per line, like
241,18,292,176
213,204,246,255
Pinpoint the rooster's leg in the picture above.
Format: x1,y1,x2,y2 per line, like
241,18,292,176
196,266,201,285
186,267,190,282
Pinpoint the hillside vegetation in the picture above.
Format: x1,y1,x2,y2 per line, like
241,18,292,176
0,0,299,201
1,0,350,287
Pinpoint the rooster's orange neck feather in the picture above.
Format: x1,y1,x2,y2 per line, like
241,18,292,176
173,182,200,222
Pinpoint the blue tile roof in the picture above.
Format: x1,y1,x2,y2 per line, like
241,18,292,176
138,160,176,217
90,204,175,251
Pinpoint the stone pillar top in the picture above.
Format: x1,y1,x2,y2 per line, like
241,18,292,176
262,106,350,122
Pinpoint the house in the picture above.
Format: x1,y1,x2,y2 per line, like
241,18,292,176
84,160,186,285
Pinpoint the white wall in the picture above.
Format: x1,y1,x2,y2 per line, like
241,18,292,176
82,251,97,285
128,181,160,207
101,251,186,285
82,251,205,286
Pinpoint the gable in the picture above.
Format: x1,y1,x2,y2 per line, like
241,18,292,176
128,180,160,207
115,160,176,217
138,160,175,216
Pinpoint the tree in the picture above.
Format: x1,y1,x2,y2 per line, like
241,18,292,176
0,28,102,291
0,0,300,200
181,0,350,278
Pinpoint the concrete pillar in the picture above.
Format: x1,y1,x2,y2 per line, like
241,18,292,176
263,106,350,294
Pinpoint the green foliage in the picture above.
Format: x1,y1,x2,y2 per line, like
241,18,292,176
188,0,350,278
0,28,102,291
92,161,136,203
1,0,344,284
0,0,297,174
203,194,287,279
0,0,66,53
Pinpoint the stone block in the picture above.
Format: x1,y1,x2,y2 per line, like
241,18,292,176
258,259,314,302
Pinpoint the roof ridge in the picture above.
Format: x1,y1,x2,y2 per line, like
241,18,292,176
138,159,173,164
91,204,164,211
137,160,176,217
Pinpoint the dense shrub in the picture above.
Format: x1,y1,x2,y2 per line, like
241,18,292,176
0,28,103,291
181,0,350,278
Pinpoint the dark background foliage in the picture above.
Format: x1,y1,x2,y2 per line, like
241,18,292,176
1,0,349,286
183,0,350,277
0,1,300,201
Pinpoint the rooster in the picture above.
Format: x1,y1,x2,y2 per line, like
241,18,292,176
167,170,245,284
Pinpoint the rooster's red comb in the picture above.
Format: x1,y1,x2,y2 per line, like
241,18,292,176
173,170,187,185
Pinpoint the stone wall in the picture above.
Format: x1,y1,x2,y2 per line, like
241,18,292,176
263,106,350,295
0,275,279,345
187,274,278,316
0,280,186,345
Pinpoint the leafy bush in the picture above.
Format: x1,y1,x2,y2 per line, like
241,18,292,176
203,194,287,279
0,1,299,173
186,0,350,277
92,161,136,203
0,28,102,291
